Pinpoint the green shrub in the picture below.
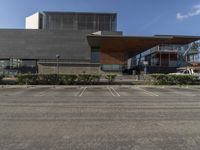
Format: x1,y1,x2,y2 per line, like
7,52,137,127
16,74,102,85
0,75,4,84
151,74,199,85
77,74,90,84
89,74,101,85
38,74,60,85
61,75,77,85
77,74,101,85
105,74,117,84
17,74,38,85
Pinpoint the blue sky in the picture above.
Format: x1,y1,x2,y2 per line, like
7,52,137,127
0,0,200,36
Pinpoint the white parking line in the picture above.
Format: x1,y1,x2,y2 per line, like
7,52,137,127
78,87,87,97
137,87,159,97
110,87,120,97
165,87,197,97
107,87,116,96
75,87,83,96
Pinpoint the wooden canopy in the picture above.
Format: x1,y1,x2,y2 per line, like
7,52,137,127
87,35,200,54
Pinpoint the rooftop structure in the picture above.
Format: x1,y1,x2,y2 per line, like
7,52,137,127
26,11,117,31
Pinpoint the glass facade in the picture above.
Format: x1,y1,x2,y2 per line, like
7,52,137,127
186,41,200,63
46,14,74,30
0,59,37,74
102,64,122,71
43,12,117,31
78,14,94,30
132,44,190,67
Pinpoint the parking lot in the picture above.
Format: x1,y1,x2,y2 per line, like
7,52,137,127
1,85,200,150
1,85,200,98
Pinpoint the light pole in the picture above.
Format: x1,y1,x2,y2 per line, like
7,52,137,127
56,54,60,75
56,54,60,85
143,61,148,75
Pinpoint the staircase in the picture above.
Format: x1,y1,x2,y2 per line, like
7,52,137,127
177,42,199,67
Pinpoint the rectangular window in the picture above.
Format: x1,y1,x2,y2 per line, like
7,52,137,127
91,48,100,63
102,64,122,71
39,16,43,29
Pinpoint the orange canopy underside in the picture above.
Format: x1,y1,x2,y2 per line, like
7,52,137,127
87,35,200,53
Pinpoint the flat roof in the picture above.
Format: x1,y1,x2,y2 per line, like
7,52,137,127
87,35,200,54
42,11,117,15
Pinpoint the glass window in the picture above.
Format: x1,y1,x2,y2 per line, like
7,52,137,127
91,48,100,63
62,15,74,29
0,60,10,69
0,59,37,75
102,64,122,71
184,70,190,74
39,16,43,29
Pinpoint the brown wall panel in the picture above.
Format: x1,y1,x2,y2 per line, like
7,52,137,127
100,51,125,64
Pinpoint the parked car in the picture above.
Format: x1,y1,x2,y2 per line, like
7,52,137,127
170,68,200,79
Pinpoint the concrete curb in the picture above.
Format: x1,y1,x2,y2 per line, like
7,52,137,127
0,84,200,89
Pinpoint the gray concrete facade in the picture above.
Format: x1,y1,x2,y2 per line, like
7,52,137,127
1,10,119,61
0,11,120,74
0,29,91,61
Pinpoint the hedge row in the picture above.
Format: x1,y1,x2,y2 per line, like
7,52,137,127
105,74,117,83
16,74,117,85
0,75,4,84
151,74,199,85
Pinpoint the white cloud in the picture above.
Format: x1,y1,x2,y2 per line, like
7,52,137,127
176,4,200,21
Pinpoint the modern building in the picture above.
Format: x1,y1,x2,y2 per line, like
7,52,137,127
0,11,200,75
87,34,200,73
0,11,121,74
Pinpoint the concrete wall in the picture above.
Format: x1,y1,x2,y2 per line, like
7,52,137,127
38,63,101,74
25,12,40,29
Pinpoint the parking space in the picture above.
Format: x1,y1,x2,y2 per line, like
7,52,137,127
168,87,199,96
0,87,27,97
80,87,113,97
1,85,200,149
112,87,154,97
140,86,185,97
30,87,81,97
78,86,200,97
0,86,82,98
1,86,200,98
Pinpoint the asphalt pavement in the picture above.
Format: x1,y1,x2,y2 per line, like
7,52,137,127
1,85,200,150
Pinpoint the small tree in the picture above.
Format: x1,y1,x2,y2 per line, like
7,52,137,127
105,74,117,84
